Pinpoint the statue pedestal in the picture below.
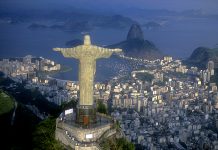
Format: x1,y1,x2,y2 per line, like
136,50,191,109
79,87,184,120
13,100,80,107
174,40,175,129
55,113,116,150
76,105,97,126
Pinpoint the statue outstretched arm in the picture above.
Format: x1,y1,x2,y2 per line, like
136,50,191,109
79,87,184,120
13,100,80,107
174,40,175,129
94,47,122,59
53,47,80,59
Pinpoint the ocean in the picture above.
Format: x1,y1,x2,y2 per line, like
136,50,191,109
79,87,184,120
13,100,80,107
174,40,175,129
0,17,218,81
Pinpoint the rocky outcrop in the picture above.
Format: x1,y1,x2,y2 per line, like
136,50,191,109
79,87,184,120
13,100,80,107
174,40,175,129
108,24,162,60
186,47,218,69
127,24,144,41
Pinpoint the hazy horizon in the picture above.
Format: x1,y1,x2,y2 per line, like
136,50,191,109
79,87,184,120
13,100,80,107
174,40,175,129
1,0,218,14
0,0,218,60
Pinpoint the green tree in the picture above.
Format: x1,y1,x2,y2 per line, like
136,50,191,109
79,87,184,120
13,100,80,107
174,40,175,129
136,72,154,82
97,101,107,114
117,138,135,150
61,98,77,110
101,137,135,150
32,117,64,150
0,90,14,115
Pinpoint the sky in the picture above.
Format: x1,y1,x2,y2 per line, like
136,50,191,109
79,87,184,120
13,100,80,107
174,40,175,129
0,0,218,14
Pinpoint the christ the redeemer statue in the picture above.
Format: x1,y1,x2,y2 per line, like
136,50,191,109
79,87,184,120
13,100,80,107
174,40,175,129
53,35,122,125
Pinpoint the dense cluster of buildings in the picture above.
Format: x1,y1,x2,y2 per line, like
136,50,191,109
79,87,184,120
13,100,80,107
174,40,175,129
0,55,60,80
0,55,67,105
110,57,218,149
1,55,218,149
0,55,109,105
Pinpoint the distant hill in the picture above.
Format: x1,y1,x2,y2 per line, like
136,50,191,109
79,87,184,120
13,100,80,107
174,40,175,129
26,10,135,32
118,8,218,20
108,24,162,60
65,39,83,47
186,47,218,69
28,23,48,29
143,21,162,30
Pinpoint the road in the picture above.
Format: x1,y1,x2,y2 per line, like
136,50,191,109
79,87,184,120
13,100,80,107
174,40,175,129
11,100,17,126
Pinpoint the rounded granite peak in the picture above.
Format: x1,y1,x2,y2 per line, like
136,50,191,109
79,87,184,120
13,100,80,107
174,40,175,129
127,24,144,41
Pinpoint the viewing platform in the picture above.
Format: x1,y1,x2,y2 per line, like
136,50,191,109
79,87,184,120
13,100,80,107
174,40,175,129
55,113,116,150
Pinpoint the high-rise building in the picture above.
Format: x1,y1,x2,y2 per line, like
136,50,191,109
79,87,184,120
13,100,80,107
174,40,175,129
23,55,32,64
207,61,215,76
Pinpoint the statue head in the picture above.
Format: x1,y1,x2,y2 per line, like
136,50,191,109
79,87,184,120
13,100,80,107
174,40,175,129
84,35,91,46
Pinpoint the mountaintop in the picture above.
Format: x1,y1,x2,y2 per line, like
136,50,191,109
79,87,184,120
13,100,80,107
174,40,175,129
65,39,83,47
127,24,144,41
186,47,218,69
108,24,162,60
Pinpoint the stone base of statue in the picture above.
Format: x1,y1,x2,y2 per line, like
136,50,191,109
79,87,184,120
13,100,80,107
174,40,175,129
55,113,116,150
76,105,97,126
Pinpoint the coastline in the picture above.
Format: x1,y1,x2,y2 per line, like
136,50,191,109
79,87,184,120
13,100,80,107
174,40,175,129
37,65,72,77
